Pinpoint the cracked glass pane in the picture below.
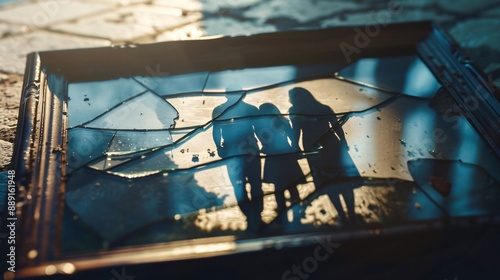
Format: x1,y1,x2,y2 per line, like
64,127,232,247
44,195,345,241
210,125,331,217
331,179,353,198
62,58,500,255
204,65,300,92
97,79,395,176
65,164,229,245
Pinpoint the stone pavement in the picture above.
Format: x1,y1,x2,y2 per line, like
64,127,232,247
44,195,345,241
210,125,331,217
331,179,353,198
0,0,500,170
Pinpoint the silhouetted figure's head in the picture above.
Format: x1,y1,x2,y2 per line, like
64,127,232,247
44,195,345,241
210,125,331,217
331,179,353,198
288,87,320,111
259,103,280,115
259,102,288,130
289,87,335,116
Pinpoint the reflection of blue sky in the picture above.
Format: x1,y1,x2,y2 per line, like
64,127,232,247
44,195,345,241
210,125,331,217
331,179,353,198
204,66,297,92
338,55,442,98
108,131,174,154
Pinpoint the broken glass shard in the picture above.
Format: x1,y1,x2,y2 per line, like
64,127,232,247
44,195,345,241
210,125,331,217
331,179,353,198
103,77,402,177
68,78,147,128
168,94,235,129
337,55,441,98
84,91,178,130
108,130,173,154
108,130,212,175
67,128,115,171
65,164,230,244
88,151,150,171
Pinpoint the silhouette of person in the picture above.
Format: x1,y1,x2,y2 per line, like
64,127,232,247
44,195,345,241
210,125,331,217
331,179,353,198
212,86,263,227
255,103,304,224
288,87,359,224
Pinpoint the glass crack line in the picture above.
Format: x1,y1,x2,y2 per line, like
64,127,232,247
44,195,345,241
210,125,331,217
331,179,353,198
66,65,414,176
69,91,404,176
68,89,151,129
105,150,321,179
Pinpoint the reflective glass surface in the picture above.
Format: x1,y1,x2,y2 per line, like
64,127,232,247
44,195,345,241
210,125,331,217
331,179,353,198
62,56,500,254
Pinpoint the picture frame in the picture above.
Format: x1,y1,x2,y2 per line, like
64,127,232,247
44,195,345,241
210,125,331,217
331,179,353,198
6,21,500,279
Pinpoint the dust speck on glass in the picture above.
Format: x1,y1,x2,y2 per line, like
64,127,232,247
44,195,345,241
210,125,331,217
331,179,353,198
62,54,500,254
